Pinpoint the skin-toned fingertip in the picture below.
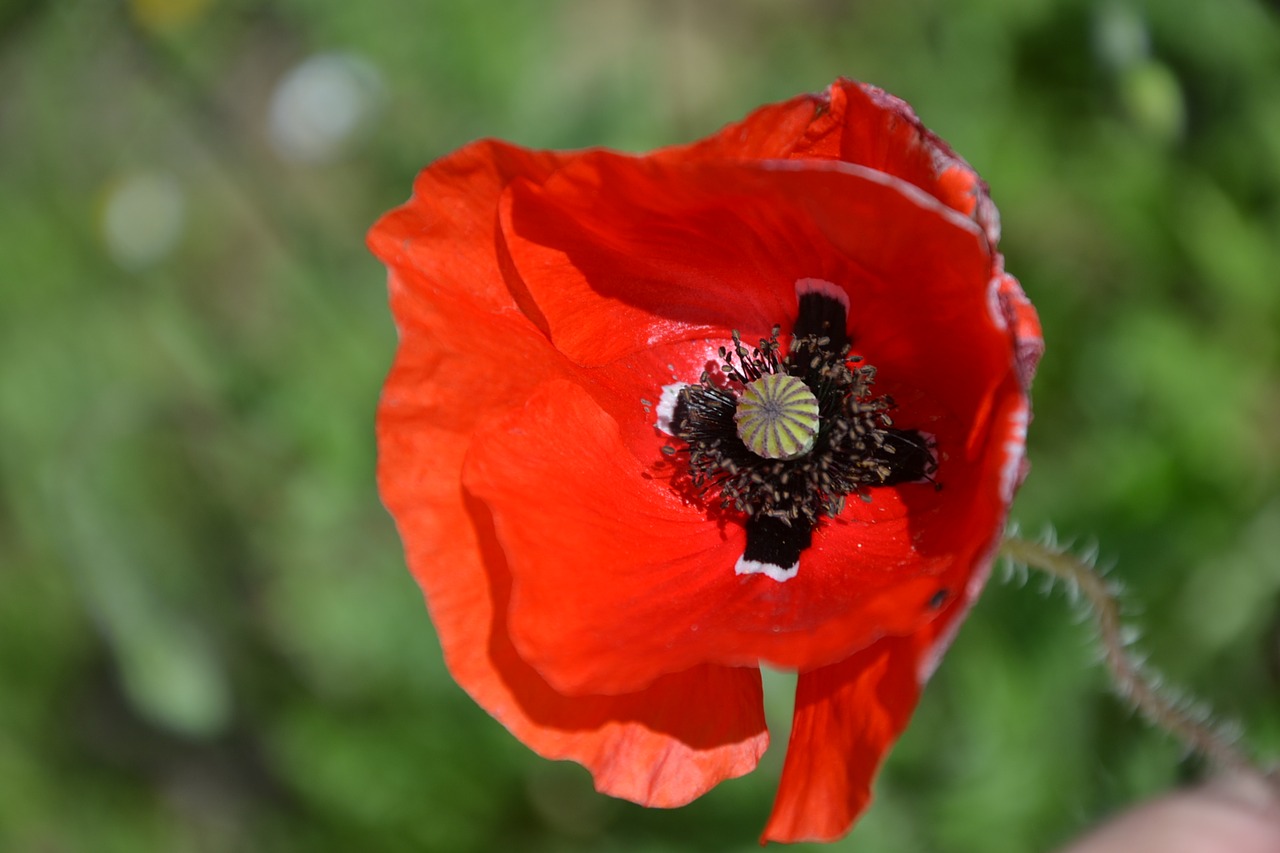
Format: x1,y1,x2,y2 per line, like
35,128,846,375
1056,776,1280,853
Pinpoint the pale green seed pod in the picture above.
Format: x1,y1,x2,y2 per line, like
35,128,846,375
735,373,820,460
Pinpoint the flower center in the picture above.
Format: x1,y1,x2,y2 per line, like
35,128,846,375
735,373,820,460
671,325,922,524
659,280,939,576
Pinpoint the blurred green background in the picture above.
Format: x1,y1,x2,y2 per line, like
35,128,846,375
2,0,1279,850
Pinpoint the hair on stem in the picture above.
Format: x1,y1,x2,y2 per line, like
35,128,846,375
999,533,1277,790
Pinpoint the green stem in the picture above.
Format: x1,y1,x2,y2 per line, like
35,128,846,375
999,535,1271,785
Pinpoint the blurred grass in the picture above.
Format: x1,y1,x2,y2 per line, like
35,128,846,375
1,0,1279,850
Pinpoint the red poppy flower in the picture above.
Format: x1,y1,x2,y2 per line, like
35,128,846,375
370,79,1042,844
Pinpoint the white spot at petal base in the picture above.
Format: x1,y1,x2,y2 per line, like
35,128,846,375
735,555,799,583
654,382,688,435
794,277,849,310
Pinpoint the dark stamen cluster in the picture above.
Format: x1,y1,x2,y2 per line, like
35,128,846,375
670,328,936,525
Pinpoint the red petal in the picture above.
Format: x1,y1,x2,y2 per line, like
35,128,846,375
472,155,1031,692
653,91,823,161
439,481,768,805
380,282,766,807
994,267,1045,391
500,153,994,371
794,80,1001,244
759,638,923,843
499,158,792,367
369,139,570,319
799,372,1031,616
374,145,768,806
463,372,1025,696
463,378,742,693
761,459,1017,845
495,154,1028,684
760,561,993,845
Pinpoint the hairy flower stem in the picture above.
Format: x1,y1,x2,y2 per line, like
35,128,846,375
999,534,1277,789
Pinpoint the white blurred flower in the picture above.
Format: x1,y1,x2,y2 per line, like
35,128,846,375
101,171,186,271
267,52,385,165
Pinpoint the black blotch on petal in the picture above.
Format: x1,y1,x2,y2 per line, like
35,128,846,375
671,393,690,435
743,515,813,569
929,588,950,609
793,291,850,353
873,428,938,485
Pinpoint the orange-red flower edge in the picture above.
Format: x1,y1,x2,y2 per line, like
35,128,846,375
369,79,1042,844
